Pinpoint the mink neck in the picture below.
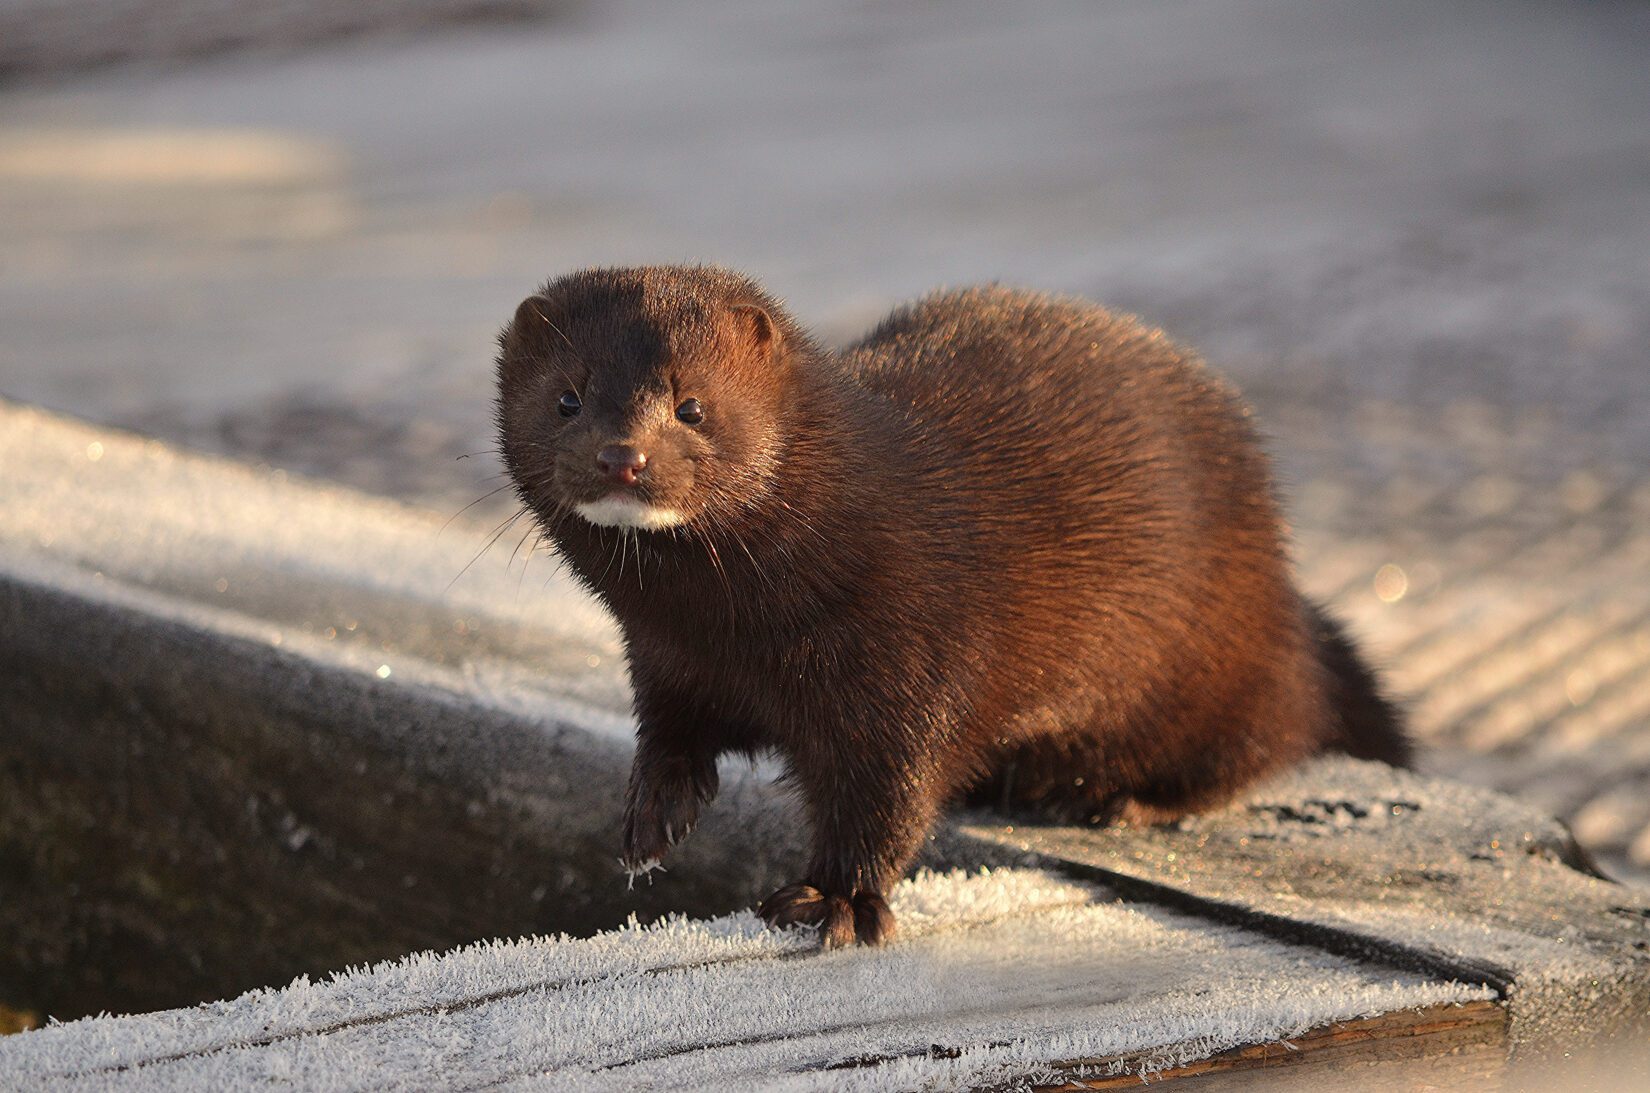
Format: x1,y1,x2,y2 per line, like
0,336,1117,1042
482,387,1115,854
784,350,884,502
668,346,894,624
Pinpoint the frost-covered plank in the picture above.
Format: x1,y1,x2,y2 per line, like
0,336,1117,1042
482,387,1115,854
961,756,1650,1059
0,870,1494,1092
2,398,1641,1085
0,399,808,1020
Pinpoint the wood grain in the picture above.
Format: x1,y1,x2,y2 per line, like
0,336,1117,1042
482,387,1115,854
1033,1000,1507,1089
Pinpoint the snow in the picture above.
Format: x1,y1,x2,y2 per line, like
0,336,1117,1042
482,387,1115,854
0,869,1491,1091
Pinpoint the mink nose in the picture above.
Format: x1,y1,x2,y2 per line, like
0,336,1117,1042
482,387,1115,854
596,444,648,486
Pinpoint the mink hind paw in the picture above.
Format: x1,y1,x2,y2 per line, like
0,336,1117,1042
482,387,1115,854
757,883,897,948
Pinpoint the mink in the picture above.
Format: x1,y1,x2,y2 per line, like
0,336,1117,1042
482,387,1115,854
494,265,1409,948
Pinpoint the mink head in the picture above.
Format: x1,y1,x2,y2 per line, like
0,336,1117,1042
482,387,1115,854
496,266,802,533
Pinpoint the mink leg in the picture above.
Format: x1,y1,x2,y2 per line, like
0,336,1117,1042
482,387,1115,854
621,747,718,874
757,750,940,947
619,688,727,874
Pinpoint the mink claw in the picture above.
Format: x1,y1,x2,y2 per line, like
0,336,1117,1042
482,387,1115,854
622,856,666,890
757,883,897,947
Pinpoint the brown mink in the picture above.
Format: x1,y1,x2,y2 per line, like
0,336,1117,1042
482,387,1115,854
494,265,1409,948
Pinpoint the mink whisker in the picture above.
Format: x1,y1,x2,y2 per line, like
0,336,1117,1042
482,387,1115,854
446,505,528,592
442,483,516,533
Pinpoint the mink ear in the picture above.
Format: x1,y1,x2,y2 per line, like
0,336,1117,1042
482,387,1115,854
730,303,780,355
512,294,558,337
503,293,574,362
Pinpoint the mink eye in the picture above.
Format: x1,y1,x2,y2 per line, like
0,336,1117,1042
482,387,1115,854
557,391,581,418
675,398,704,426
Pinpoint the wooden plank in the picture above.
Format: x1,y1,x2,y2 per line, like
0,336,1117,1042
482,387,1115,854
6,401,1641,1088
1034,1000,1506,1089
0,402,808,1022
960,757,1650,1058
0,871,1494,1090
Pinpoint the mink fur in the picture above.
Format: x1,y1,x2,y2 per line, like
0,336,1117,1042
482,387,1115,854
494,265,1410,948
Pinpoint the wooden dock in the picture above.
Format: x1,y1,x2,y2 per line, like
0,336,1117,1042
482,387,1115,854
2,400,1646,1089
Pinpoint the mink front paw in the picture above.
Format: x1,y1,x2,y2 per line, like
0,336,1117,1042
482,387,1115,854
757,883,897,948
621,757,718,873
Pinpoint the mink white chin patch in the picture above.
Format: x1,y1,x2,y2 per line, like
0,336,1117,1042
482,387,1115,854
575,494,687,530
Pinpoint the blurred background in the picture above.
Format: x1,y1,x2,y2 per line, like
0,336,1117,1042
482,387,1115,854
1,0,1646,898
